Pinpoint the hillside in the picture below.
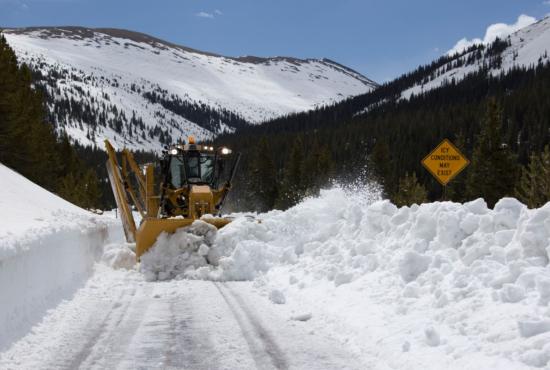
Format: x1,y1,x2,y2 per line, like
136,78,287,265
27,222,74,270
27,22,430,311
215,17,550,211
399,17,550,101
2,27,377,151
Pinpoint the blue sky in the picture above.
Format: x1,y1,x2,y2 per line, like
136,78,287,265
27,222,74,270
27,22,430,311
1,0,549,82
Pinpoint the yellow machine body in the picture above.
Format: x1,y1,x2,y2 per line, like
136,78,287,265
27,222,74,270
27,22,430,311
104,139,239,260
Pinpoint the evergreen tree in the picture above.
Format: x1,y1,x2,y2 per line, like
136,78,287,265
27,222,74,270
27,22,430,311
466,99,518,207
393,172,428,207
277,137,305,209
82,168,102,209
0,35,19,160
370,138,392,196
515,145,550,208
0,35,102,209
57,173,84,206
301,139,334,197
0,35,60,188
57,133,81,176
249,137,278,212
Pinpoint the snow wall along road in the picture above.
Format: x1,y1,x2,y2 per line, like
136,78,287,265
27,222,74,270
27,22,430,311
0,164,122,351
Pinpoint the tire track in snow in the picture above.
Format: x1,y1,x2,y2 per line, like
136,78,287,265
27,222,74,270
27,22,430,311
163,296,220,369
215,282,289,370
66,286,138,370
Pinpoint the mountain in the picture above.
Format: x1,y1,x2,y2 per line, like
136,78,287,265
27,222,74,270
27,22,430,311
213,17,550,211
241,16,550,129
398,16,550,101
1,26,377,151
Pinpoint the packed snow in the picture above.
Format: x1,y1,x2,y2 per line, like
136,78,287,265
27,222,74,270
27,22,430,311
101,243,136,270
139,188,550,369
0,164,122,351
3,27,377,151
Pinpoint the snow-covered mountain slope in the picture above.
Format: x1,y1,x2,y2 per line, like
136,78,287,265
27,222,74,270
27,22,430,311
2,27,377,151
400,17,550,100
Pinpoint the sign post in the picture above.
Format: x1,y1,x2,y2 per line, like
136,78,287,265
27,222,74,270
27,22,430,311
421,139,469,199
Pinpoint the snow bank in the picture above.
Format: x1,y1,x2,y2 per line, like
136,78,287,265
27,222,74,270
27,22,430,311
142,187,550,368
0,164,121,351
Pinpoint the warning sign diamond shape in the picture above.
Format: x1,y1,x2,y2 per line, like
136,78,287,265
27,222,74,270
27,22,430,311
421,139,470,186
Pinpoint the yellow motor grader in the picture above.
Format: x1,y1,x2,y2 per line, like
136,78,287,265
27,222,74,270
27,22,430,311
105,137,240,260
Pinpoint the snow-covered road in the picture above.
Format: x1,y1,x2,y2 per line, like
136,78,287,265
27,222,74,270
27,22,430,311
0,265,363,370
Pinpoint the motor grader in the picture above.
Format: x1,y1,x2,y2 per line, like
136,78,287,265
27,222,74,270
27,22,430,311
105,137,240,260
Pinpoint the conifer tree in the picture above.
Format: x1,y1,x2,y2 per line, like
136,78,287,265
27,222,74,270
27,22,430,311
0,35,18,160
82,168,102,209
0,35,60,188
57,173,83,206
466,99,518,207
0,35,103,209
249,137,278,212
277,136,305,208
515,146,550,208
57,133,83,176
370,138,392,197
393,172,428,207
301,139,334,197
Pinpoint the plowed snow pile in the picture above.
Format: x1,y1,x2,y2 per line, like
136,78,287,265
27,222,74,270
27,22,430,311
140,221,217,281
142,188,550,369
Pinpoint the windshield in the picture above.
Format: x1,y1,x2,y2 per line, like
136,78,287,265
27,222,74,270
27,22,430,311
169,152,216,187
200,155,214,184
187,156,200,180
169,156,186,188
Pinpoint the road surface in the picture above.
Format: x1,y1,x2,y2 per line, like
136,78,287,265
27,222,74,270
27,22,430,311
0,266,364,370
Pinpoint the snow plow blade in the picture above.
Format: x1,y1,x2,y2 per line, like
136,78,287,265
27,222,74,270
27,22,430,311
136,217,231,259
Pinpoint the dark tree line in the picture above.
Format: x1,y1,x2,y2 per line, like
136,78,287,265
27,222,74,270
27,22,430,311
216,57,550,211
143,89,249,133
0,34,101,209
73,143,158,209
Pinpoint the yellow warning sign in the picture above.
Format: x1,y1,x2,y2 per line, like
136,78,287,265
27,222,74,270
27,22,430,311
422,139,469,186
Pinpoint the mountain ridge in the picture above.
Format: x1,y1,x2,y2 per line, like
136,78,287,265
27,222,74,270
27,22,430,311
2,26,376,77
1,26,377,151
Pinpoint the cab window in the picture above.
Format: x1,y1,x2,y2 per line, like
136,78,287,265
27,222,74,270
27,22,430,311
187,155,200,180
169,157,185,188
200,155,214,184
